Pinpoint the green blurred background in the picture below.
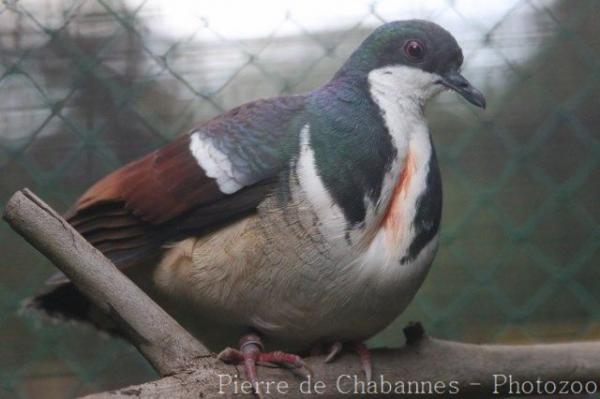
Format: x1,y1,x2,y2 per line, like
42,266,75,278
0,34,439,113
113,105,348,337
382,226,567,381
0,0,598,397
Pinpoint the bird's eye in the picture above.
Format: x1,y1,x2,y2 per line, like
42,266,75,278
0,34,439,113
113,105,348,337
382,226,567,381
404,40,425,61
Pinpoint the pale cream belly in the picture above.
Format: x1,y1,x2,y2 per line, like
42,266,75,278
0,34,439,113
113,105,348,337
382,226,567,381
149,210,437,352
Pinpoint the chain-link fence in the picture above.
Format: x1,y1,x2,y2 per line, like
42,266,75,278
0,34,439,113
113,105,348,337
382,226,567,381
1,0,598,397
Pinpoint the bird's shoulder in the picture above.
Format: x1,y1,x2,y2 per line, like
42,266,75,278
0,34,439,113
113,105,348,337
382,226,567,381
64,94,306,269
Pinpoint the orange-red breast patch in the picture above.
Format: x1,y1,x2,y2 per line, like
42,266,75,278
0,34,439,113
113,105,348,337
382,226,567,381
382,150,415,243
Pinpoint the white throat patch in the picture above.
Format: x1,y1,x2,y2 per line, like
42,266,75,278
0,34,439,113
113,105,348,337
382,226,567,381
367,65,444,107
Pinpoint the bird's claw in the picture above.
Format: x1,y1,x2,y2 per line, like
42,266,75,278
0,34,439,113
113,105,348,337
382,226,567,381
324,341,343,363
218,334,311,396
315,341,373,382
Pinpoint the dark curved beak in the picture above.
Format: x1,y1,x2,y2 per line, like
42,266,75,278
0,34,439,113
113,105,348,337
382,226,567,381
439,71,486,109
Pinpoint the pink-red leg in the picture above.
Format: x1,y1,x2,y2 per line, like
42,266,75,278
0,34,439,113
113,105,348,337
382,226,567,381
352,342,373,382
218,334,311,394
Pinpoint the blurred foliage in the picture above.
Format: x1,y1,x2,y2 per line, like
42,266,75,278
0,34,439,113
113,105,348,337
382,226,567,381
0,0,598,397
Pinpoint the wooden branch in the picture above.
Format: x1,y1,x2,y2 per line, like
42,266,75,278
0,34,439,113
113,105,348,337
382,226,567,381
84,324,600,398
3,189,208,376
5,188,600,398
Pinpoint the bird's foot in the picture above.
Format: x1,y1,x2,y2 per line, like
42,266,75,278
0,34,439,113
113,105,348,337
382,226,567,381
218,334,312,395
316,341,372,382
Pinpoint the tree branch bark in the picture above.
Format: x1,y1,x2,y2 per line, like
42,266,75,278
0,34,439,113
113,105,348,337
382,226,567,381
84,330,600,398
3,189,208,376
4,188,600,398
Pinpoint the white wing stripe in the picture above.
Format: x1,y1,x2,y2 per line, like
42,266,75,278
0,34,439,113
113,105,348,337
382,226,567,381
189,132,243,194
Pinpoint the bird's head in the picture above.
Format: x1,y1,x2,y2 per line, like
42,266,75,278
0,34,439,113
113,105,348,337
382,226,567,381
338,20,486,109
